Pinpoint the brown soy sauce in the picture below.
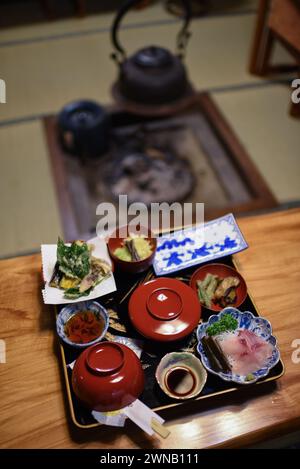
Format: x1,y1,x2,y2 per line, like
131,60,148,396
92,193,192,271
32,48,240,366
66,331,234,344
165,366,196,397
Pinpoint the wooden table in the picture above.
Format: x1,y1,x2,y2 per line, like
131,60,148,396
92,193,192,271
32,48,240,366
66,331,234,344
1,209,300,449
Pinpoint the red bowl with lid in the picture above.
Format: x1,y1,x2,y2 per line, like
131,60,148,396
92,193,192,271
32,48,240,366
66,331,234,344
107,225,157,274
128,277,201,342
72,341,145,412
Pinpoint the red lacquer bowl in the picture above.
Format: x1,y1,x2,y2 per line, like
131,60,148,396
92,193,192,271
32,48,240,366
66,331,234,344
129,277,201,342
72,342,145,412
107,225,157,274
190,263,247,312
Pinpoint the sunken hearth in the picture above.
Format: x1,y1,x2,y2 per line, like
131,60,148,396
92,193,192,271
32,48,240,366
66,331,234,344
102,125,195,205
44,93,277,240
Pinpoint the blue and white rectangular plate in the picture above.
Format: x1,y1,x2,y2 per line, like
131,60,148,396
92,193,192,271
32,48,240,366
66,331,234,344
153,213,248,276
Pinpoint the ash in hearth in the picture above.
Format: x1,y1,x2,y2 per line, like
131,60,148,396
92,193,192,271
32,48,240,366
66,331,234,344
105,125,195,205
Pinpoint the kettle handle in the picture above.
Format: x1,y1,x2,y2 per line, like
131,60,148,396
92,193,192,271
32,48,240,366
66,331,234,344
111,0,191,63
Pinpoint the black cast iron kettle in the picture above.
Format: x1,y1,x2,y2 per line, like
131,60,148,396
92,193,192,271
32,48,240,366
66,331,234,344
111,0,192,107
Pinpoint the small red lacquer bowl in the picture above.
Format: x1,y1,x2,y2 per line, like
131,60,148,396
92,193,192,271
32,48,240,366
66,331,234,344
72,342,145,412
190,263,247,312
107,225,157,274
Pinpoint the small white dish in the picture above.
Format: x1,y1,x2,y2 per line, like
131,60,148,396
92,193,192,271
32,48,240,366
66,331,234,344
41,236,116,305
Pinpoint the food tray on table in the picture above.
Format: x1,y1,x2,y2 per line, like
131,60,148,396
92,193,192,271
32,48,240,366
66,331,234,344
55,255,284,429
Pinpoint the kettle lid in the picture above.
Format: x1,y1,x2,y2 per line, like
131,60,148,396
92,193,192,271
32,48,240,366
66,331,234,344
133,46,173,68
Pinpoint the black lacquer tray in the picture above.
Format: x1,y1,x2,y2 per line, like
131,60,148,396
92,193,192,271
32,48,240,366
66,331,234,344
55,255,284,429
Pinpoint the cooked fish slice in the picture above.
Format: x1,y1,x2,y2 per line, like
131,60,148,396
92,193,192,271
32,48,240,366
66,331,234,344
214,276,240,301
91,257,111,274
79,259,111,293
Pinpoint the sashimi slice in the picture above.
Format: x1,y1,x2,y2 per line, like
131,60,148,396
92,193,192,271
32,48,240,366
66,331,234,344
216,329,273,376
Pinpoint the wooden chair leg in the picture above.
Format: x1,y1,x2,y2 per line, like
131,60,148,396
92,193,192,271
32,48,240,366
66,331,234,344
40,0,56,20
290,101,300,117
74,0,86,18
249,0,274,76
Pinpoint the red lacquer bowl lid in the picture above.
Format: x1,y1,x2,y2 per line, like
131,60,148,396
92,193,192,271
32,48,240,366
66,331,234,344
128,277,201,342
72,342,145,412
189,263,247,312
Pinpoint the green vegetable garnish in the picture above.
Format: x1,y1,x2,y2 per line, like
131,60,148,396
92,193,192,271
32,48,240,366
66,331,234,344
114,246,131,262
57,237,90,280
245,373,255,382
206,313,238,336
197,277,216,308
64,286,93,299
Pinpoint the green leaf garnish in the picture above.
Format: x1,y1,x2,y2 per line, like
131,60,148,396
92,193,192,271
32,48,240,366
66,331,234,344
206,313,238,336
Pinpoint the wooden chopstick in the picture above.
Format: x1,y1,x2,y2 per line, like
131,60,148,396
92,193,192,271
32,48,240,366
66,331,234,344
119,270,154,304
151,418,170,439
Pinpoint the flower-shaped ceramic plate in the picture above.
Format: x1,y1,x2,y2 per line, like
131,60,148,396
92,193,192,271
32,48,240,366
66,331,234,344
196,307,280,385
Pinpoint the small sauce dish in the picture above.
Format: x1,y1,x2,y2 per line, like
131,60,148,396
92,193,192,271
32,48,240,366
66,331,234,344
56,300,109,349
155,352,207,400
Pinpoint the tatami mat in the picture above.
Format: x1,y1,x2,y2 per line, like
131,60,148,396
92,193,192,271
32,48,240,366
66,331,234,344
0,3,299,257
209,0,258,13
0,1,170,44
0,14,268,122
0,121,62,258
0,1,258,45
213,84,300,203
